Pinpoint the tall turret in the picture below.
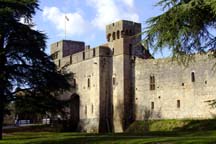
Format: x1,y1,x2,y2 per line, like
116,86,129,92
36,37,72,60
106,20,142,132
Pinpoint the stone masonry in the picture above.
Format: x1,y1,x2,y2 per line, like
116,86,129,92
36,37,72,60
51,20,216,133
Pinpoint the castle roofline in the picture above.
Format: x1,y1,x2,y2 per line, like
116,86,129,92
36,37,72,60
106,20,141,28
51,39,85,46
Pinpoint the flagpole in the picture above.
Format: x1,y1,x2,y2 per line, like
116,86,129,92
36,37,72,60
64,14,66,40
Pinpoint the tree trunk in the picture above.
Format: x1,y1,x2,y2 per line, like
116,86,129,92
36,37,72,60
0,34,6,140
0,102,3,140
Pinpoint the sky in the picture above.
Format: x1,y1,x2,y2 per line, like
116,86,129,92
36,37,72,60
33,0,166,57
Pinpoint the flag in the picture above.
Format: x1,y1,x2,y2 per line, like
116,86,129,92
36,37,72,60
65,15,69,21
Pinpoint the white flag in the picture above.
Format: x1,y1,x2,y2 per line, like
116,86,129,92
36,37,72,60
65,15,69,21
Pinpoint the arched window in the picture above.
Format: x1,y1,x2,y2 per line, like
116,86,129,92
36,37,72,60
191,72,195,82
117,31,120,39
112,32,116,40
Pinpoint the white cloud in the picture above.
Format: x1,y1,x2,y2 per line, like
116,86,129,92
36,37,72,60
118,0,134,8
43,6,86,36
88,0,139,30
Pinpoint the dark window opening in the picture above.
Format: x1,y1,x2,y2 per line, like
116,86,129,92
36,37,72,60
117,31,120,39
182,83,184,86
85,105,87,115
121,30,124,38
92,104,94,114
93,49,96,57
151,102,154,109
129,44,132,55
150,75,155,90
70,56,72,64
205,80,207,84
88,78,90,88
177,100,180,108
112,48,114,55
125,30,128,35
191,72,195,82
129,30,132,36
112,32,116,40
83,52,85,60
113,77,116,85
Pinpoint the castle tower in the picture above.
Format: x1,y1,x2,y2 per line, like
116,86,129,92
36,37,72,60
106,20,142,132
51,40,85,68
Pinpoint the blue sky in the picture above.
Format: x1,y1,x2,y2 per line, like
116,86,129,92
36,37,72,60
33,0,165,56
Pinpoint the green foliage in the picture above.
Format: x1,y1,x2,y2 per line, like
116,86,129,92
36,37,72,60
0,0,72,139
144,0,216,63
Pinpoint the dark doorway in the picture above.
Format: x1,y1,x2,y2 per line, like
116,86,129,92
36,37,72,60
70,94,80,131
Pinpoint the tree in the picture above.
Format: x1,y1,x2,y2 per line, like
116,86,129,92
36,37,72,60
144,0,216,63
0,0,71,140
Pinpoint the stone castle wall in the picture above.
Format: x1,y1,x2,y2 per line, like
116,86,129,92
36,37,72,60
135,54,216,120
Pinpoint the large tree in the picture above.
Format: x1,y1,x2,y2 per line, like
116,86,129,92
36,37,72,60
0,0,71,140
144,0,216,62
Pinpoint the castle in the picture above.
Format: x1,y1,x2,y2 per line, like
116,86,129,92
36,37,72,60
51,20,216,133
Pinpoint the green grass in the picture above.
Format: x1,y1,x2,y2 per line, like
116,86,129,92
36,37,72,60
126,119,216,133
1,131,216,144
2,119,216,144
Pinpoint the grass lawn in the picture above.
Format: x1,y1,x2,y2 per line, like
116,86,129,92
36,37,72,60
1,131,216,144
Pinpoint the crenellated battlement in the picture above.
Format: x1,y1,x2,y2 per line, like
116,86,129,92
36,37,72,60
106,20,141,42
53,44,111,68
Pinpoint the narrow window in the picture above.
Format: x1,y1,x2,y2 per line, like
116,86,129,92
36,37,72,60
83,52,85,60
70,55,72,64
93,49,96,57
91,104,94,114
58,59,61,67
85,105,87,116
125,30,128,35
117,31,120,39
151,102,154,109
129,30,132,36
113,77,116,85
88,78,90,88
177,100,180,108
129,44,132,55
191,72,195,82
121,30,124,38
112,32,116,40
112,48,114,55
150,75,155,90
